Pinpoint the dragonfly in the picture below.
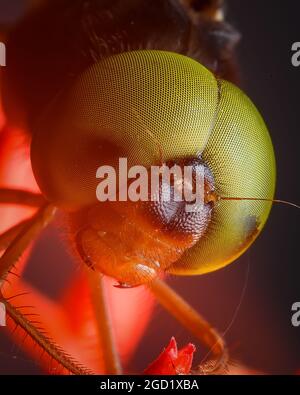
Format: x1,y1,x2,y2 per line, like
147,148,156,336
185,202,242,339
0,0,298,375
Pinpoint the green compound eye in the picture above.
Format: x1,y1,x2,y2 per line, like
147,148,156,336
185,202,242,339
31,50,276,276
170,77,276,275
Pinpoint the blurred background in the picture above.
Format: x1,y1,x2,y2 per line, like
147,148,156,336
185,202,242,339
0,0,299,374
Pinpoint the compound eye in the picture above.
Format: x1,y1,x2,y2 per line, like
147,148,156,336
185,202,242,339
30,50,275,276
169,80,276,276
30,50,219,211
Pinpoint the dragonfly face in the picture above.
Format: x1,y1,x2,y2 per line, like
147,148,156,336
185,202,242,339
0,0,285,376
71,156,216,287
27,48,274,285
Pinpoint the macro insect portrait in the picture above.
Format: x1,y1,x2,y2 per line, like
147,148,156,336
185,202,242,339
0,0,299,384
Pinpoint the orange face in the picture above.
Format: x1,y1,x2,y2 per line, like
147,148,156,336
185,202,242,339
71,157,216,287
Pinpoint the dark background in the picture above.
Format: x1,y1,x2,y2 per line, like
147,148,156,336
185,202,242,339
0,0,299,374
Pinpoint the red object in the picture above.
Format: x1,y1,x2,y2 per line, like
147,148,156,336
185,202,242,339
144,337,196,375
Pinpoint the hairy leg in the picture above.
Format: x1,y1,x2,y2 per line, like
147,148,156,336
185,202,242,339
0,188,92,374
0,204,57,281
